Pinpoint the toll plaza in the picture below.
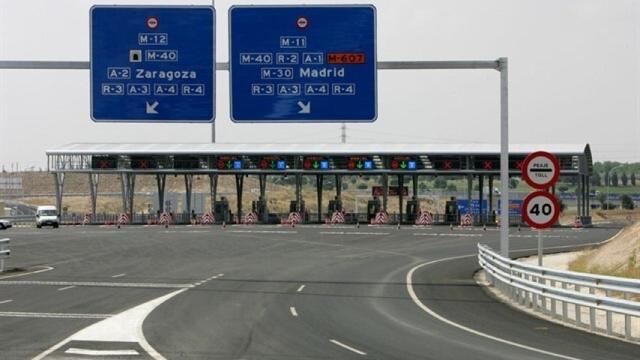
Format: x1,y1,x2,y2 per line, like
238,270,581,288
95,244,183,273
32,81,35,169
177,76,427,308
46,143,593,226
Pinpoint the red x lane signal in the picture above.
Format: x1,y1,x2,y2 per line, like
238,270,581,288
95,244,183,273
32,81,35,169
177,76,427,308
515,160,523,170
483,161,493,170
443,160,453,170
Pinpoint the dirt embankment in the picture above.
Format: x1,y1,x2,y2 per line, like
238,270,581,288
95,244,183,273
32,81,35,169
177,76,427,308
569,221,640,279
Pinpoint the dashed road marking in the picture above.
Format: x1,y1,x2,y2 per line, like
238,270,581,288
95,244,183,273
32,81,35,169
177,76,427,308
65,348,140,356
297,284,306,293
57,285,76,291
329,339,367,355
0,299,13,305
290,306,298,317
111,273,126,278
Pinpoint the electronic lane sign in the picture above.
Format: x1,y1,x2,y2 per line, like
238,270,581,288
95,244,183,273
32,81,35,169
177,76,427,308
91,6,215,122
229,5,377,122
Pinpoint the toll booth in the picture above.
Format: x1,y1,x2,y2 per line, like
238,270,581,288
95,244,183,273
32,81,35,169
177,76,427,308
367,197,381,222
328,198,343,213
252,200,267,223
405,199,420,223
214,197,231,223
445,198,459,225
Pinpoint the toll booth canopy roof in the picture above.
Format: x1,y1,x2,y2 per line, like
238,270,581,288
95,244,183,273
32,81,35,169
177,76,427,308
47,143,591,157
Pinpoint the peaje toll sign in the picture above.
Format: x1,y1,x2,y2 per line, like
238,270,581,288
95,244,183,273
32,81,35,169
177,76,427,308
522,191,560,229
521,151,560,189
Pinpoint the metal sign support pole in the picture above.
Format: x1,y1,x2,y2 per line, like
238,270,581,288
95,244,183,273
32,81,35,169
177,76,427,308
538,229,543,266
499,58,510,258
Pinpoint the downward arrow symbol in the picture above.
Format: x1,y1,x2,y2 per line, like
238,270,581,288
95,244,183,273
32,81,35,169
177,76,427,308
297,101,311,114
146,101,159,114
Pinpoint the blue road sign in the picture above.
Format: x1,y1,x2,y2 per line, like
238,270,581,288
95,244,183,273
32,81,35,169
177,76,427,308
229,5,377,122
91,6,215,122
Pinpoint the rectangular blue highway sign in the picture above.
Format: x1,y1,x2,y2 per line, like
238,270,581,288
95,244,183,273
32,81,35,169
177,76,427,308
229,5,377,122
91,6,215,122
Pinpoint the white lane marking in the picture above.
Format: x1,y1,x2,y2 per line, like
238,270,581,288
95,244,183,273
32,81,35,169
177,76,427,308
413,233,483,237
228,230,297,234
0,266,53,280
329,339,367,355
0,299,13,305
0,280,192,289
297,284,306,293
406,255,584,360
57,285,76,291
32,288,187,360
65,348,139,356
111,273,126,278
290,306,298,317
320,231,389,236
0,311,110,319
217,273,224,277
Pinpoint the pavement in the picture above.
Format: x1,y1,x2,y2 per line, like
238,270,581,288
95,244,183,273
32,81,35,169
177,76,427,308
0,224,637,359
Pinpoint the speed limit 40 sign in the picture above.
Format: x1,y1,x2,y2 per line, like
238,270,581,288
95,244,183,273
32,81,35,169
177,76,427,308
522,191,560,229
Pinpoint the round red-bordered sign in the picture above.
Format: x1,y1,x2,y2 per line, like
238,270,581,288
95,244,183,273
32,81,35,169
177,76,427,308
522,191,560,229
296,16,309,29
146,16,159,30
521,151,560,190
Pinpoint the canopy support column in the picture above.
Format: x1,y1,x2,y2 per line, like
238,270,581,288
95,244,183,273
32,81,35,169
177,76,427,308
88,173,99,217
235,174,244,223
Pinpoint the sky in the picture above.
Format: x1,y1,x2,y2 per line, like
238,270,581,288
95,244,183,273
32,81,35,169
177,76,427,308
1,0,639,170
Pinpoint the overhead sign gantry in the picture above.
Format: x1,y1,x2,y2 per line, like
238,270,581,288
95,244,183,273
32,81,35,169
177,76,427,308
90,6,215,122
229,5,377,122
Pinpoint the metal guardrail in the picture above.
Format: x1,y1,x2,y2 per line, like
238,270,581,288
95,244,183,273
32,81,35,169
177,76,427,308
478,244,640,341
0,238,10,272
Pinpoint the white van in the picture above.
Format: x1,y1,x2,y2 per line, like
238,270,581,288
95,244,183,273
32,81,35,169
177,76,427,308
36,206,59,228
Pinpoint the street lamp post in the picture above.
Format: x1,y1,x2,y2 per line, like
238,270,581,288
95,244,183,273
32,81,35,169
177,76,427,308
606,164,625,210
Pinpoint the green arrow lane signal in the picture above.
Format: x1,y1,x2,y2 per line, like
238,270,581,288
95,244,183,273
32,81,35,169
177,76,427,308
270,160,276,169
356,161,363,169
400,161,407,169
226,160,232,169
313,161,320,169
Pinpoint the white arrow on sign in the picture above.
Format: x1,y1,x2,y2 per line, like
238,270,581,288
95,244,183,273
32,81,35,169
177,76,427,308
297,101,311,114
146,101,159,114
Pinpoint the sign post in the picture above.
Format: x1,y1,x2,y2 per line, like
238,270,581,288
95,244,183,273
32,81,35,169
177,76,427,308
0,238,10,273
521,151,560,266
90,6,215,122
229,5,377,122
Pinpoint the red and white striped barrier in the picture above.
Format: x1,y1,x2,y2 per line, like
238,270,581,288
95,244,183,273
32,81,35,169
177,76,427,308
244,212,258,225
371,211,388,225
415,211,433,226
117,213,129,228
82,214,91,226
460,213,473,227
201,212,215,225
159,212,172,227
573,217,583,229
331,211,345,224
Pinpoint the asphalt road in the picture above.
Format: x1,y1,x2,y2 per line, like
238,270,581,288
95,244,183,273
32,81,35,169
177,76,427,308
0,224,637,359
